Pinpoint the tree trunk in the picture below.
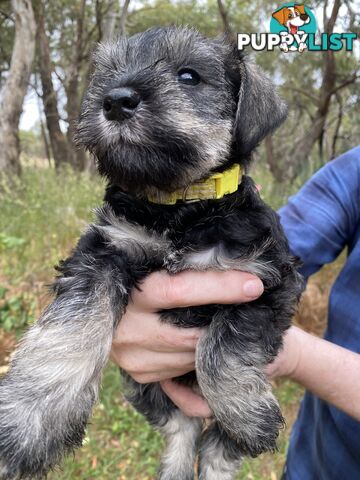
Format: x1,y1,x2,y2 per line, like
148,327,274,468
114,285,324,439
65,78,87,170
282,0,342,180
118,0,130,36
265,135,284,182
35,0,72,169
64,0,87,170
101,0,117,41
34,73,52,166
0,0,36,176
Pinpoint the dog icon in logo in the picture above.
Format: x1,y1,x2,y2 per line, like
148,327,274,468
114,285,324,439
272,4,310,52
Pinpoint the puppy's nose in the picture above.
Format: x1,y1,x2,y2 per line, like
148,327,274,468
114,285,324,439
300,13,308,21
103,87,141,121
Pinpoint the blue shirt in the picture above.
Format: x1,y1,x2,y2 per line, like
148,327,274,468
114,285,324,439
278,146,360,480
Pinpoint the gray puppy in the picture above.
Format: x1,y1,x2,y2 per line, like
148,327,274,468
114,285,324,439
0,27,303,480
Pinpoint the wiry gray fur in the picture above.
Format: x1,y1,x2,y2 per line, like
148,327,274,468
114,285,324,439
0,26,302,480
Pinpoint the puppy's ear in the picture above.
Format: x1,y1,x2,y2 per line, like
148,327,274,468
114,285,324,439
272,8,286,25
233,58,287,158
295,4,306,15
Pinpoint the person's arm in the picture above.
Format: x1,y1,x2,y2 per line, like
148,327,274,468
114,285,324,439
161,325,360,421
278,147,360,277
266,326,360,421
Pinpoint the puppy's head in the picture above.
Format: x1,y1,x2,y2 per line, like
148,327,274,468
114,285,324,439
77,26,287,194
272,5,310,30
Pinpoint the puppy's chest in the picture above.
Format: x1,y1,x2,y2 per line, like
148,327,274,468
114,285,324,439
102,214,236,271
100,208,276,282
163,231,274,281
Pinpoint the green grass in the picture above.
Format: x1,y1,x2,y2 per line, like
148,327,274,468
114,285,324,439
46,364,303,480
0,166,104,282
0,164,304,479
48,365,164,480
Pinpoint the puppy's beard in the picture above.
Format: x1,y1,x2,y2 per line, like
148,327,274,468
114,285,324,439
96,111,158,147
93,110,232,195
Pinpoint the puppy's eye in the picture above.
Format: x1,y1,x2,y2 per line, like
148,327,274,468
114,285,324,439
177,69,201,86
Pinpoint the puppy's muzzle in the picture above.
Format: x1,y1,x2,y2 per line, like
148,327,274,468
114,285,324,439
103,87,141,121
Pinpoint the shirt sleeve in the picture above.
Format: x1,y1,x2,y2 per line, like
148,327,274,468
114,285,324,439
278,146,360,278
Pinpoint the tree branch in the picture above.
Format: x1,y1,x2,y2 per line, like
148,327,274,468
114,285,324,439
324,0,341,34
85,1,116,46
330,74,359,95
0,9,15,22
331,91,343,159
28,81,43,98
217,0,234,41
53,68,65,86
323,0,328,29
284,87,320,105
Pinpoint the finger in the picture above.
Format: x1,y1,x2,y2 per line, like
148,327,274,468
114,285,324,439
109,349,190,383
133,270,264,311
148,321,205,352
160,379,212,418
111,348,196,375
114,309,205,352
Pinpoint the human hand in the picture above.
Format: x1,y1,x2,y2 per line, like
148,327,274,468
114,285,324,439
111,270,264,416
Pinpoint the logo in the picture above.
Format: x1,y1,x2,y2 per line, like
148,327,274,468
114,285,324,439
237,3,357,53
271,3,316,52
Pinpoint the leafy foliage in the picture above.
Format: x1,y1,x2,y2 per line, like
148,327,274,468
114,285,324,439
0,166,104,280
0,287,36,333
0,0,14,85
2,0,357,178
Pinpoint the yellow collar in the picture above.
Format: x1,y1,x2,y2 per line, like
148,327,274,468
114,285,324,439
148,164,242,205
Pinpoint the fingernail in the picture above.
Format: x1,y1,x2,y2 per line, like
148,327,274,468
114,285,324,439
243,279,263,298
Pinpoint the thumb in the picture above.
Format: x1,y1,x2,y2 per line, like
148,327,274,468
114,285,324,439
160,379,212,418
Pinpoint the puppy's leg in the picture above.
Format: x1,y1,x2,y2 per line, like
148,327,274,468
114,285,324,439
123,375,202,480
159,410,202,480
0,235,133,479
196,307,284,458
198,422,242,480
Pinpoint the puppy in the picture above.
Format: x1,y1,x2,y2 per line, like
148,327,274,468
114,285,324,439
0,27,304,480
272,4,310,52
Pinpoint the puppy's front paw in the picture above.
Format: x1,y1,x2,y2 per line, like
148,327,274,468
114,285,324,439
0,368,91,480
239,392,284,456
214,386,284,457
197,344,284,457
0,390,35,480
